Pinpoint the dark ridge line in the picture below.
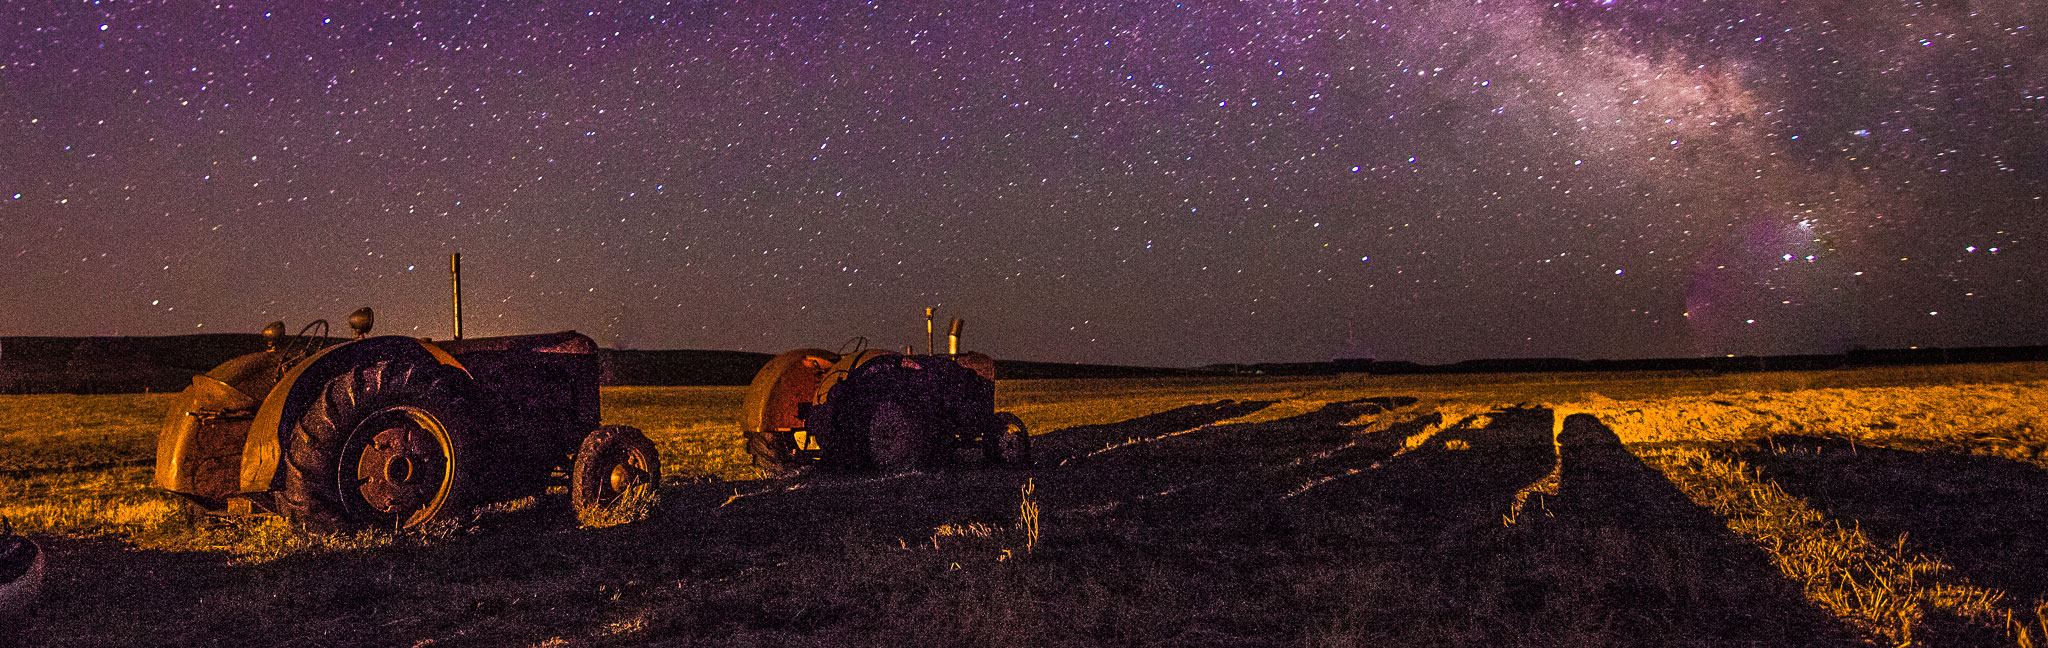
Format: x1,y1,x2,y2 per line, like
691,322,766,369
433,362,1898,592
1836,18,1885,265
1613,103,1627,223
4,334,2045,394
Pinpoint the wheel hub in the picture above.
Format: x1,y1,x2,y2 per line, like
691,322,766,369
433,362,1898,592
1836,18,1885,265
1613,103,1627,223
356,425,446,516
608,463,632,493
600,455,649,500
385,455,413,482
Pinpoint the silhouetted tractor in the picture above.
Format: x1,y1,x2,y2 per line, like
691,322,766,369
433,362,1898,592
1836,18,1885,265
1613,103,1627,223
740,322,1030,475
155,308,660,533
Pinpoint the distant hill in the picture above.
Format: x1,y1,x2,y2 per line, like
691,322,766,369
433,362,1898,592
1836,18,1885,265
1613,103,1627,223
1201,345,2048,377
597,349,775,387
0,335,1205,394
11,334,2043,395
988,359,1213,380
0,334,278,394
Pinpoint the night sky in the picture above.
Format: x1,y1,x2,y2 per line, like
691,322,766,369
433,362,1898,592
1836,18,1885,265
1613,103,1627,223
4,1,2043,367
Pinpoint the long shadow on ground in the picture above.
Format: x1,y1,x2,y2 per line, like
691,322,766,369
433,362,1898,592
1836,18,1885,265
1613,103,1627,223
1517,415,1863,646
1029,399,1279,463
1256,410,1860,646
1036,397,1404,519
1740,435,2048,609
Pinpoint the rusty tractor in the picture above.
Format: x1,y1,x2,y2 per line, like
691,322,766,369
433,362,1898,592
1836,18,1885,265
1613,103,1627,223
739,318,1030,476
154,308,660,533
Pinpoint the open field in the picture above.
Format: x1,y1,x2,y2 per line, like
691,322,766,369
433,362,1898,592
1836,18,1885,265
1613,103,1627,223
4,363,2048,646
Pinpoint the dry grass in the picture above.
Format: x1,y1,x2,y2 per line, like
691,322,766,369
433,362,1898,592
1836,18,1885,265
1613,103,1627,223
0,363,2045,645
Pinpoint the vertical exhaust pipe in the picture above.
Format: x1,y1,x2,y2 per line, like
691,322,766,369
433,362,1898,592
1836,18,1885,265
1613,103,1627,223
450,253,463,340
948,318,962,355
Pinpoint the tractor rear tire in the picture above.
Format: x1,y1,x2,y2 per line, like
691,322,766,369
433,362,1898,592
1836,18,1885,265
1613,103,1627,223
815,354,992,473
279,360,487,534
865,400,934,473
745,425,801,477
572,426,661,517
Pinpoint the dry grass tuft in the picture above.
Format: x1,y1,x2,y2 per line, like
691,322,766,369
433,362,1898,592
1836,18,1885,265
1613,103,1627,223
1017,478,1040,555
575,487,662,529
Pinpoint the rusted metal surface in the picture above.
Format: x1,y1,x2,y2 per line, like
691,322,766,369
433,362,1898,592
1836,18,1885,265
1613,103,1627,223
743,336,1028,472
450,253,463,340
952,351,997,382
262,321,285,351
155,350,279,508
156,313,641,533
441,332,603,495
350,411,455,524
740,348,839,436
347,307,374,339
814,349,898,407
436,330,595,356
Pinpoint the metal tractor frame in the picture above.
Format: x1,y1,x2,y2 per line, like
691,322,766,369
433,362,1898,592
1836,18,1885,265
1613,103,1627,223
154,309,660,533
740,339,1029,476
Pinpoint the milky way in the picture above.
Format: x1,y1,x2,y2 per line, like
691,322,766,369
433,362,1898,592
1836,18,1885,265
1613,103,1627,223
3,1,2042,366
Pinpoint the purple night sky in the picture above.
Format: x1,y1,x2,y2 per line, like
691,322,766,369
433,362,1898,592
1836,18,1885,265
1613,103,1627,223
4,1,2043,366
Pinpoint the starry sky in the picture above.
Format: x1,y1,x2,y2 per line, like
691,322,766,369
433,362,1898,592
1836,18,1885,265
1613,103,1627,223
3,1,2043,367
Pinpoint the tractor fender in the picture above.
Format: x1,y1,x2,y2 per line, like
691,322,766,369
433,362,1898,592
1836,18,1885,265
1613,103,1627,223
237,336,468,496
154,350,283,507
740,349,840,435
950,351,997,383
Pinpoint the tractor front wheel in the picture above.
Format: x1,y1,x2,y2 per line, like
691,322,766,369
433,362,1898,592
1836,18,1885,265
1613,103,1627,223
571,426,661,518
995,412,1031,466
280,361,486,534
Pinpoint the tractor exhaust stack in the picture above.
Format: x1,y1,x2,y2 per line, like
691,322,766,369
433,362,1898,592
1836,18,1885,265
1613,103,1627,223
450,253,464,340
924,307,935,355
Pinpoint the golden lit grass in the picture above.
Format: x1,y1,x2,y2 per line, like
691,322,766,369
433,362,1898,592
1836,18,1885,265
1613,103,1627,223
596,386,756,481
0,393,176,471
1567,380,2048,456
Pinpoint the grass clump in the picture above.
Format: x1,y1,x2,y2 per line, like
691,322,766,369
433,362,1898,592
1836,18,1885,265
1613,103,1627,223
576,488,662,530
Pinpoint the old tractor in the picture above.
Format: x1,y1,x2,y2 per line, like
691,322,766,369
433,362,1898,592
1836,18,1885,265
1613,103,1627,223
154,308,660,533
739,317,1030,476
